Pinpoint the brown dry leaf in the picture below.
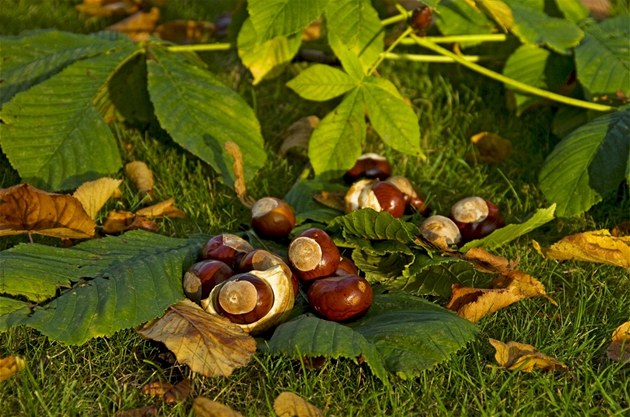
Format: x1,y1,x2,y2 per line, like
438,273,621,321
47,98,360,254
280,116,320,156
611,221,630,237
0,356,26,382
102,211,158,234
606,321,630,363
137,299,257,377
467,131,513,164
313,191,346,212
489,338,568,372
193,397,244,417
107,7,160,41
73,177,122,219
302,20,322,42
581,0,610,19
463,247,513,273
141,380,173,397
155,20,216,44
136,198,186,219
76,0,139,17
114,405,159,417
163,379,192,403
273,392,324,417
124,161,155,197
0,184,96,239
536,229,630,269
224,142,255,208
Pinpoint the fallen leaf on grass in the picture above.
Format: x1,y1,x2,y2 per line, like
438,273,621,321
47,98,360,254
163,379,192,403
193,397,244,417
0,184,96,239
136,198,186,218
73,177,122,219
155,20,216,44
76,0,139,17
467,131,513,164
224,142,255,208
102,211,158,234
489,339,568,372
137,300,257,377
142,380,173,397
533,229,630,269
0,356,26,382
124,161,155,199
107,7,160,41
274,392,324,417
606,321,630,364
280,116,320,156
114,405,158,417
448,248,555,322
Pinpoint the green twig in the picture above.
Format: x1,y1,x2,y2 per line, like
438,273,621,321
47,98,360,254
399,33,508,44
410,34,615,112
166,43,232,52
383,51,494,63
381,7,412,26
369,27,414,75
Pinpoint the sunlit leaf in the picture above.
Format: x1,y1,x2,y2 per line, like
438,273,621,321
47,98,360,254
274,392,324,417
287,64,358,101
247,0,329,41
193,397,244,417
138,300,257,377
489,339,568,372
0,356,26,382
73,177,122,220
606,321,630,363
124,161,154,197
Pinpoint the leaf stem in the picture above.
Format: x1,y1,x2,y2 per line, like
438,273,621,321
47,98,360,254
369,27,414,75
380,8,412,27
383,51,493,63
409,34,615,112
399,33,508,44
166,43,232,52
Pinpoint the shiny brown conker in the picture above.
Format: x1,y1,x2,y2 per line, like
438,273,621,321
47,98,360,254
370,181,406,218
385,176,431,216
213,274,274,324
200,233,253,269
183,259,234,302
419,215,462,249
251,197,296,239
450,196,505,242
343,153,392,183
307,275,373,322
288,228,340,281
334,256,359,276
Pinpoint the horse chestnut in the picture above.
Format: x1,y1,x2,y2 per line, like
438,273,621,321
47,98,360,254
288,228,340,281
307,275,373,322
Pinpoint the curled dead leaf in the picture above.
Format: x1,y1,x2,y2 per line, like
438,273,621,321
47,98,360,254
0,184,96,239
124,161,155,199
73,177,122,219
273,392,324,417
535,229,630,269
280,116,320,156
463,247,514,273
102,211,158,234
163,379,192,403
141,380,173,397
489,338,568,372
606,321,630,364
467,131,512,164
137,300,257,377
193,397,244,417
0,356,26,382
107,7,160,41
224,142,255,208
136,198,186,219
155,20,216,44
313,191,346,212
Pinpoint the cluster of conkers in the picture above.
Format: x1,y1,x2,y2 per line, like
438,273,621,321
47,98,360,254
343,153,505,249
287,227,373,322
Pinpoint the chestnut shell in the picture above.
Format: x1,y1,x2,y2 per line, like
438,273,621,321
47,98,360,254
307,275,373,322
213,274,274,324
450,197,505,242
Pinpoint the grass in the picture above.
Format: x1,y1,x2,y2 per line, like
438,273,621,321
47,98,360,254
1,1,629,416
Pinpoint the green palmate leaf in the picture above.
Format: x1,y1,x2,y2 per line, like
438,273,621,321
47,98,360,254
266,315,388,382
539,109,630,217
147,47,266,187
434,0,495,46
0,231,205,345
327,33,366,80
0,30,119,105
247,0,329,41
352,248,413,282
554,0,589,23
237,18,302,85
287,64,358,101
0,46,136,191
308,89,365,178
352,294,479,378
362,78,424,158
461,205,557,251
329,208,420,244
575,16,630,98
324,0,384,72
508,2,583,54
502,44,574,115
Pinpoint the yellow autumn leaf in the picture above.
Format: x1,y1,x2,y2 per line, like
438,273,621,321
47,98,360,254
273,392,324,417
106,7,160,41
0,184,96,239
606,321,630,364
536,229,630,269
73,177,122,219
0,356,26,382
135,198,186,218
124,160,155,197
489,339,568,372
476,0,514,31
193,397,244,417
102,210,158,234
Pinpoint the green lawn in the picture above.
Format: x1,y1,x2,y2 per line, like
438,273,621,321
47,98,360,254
1,1,628,416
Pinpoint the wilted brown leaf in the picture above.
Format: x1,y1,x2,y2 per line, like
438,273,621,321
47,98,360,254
102,211,158,234
489,338,568,372
155,20,216,44
137,300,257,377
224,142,255,208
114,405,159,417
0,356,26,382
535,229,630,269
76,0,139,17
606,321,630,364
467,131,513,164
141,380,173,397
0,184,96,239
73,177,122,219
463,246,513,273
313,191,346,212
280,116,320,156
273,392,324,417
163,379,192,403
581,0,610,19
193,397,244,417
302,20,322,42
136,198,186,218
124,161,155,198
107,7,160,41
